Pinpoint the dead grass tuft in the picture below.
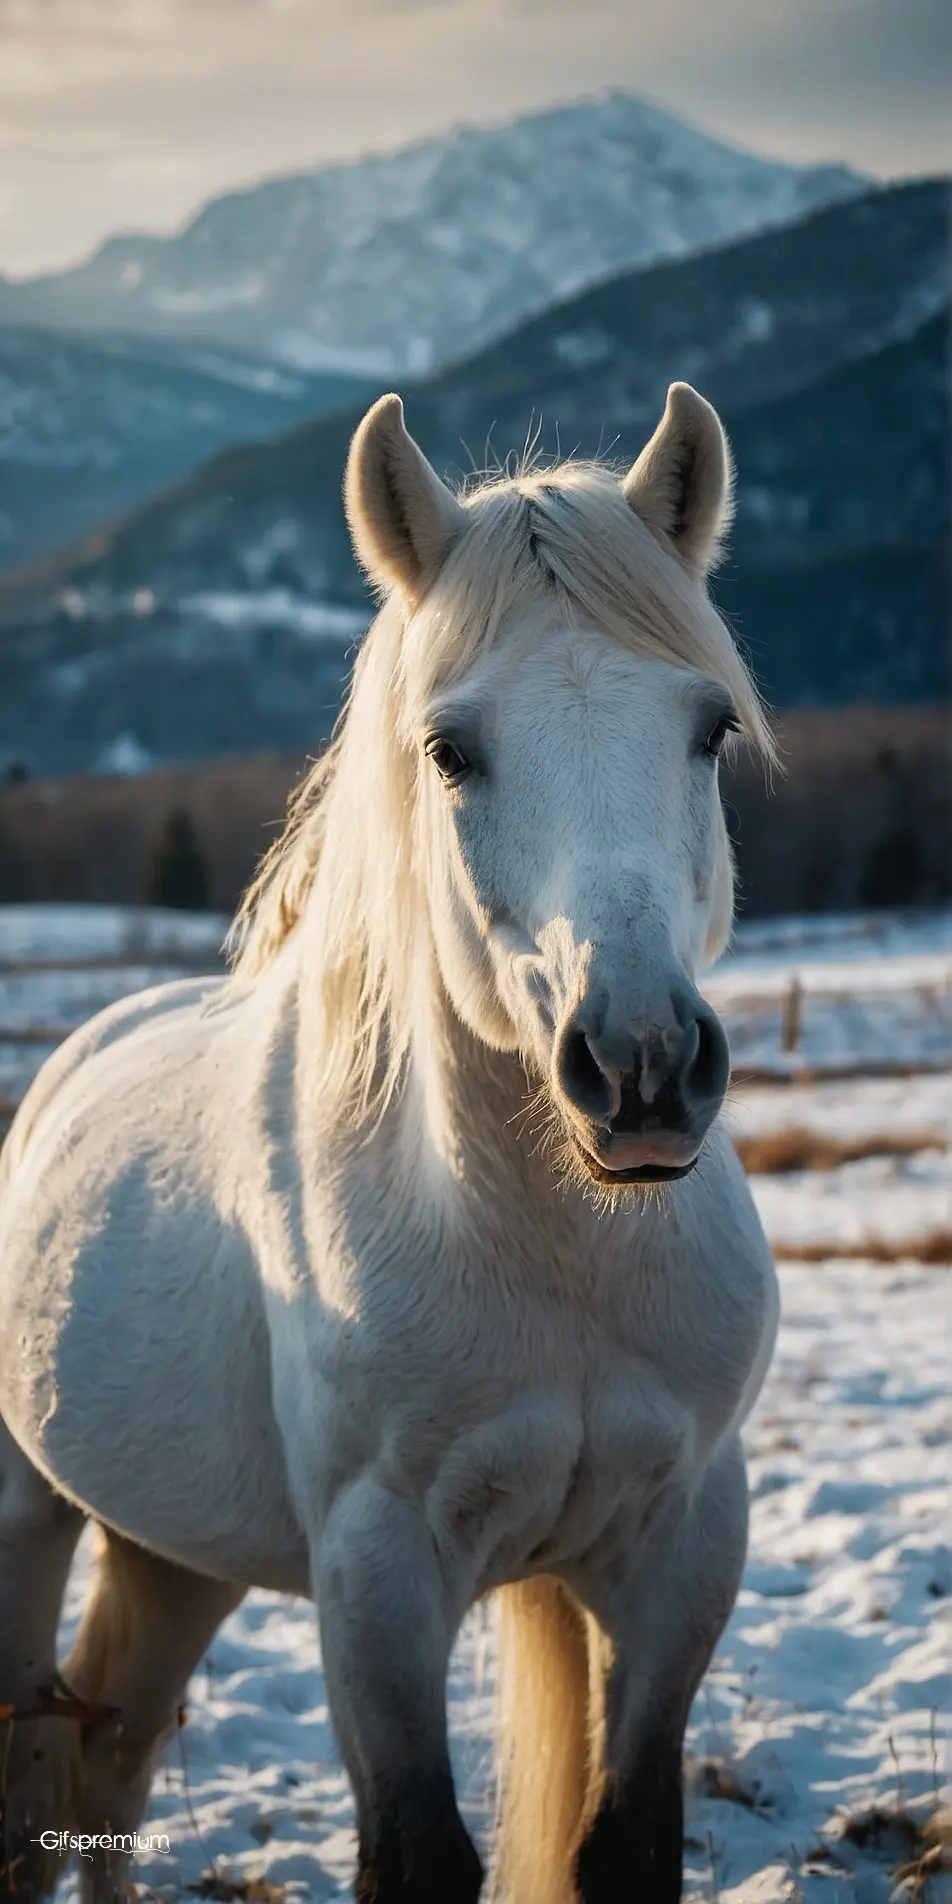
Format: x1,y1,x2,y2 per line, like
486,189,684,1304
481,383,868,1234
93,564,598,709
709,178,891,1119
735,1059,951,1087
694,1757,761,1811
835,1804,952,1901
735,1129,945,1175
772,1229,952,1266
187,1879,286,1903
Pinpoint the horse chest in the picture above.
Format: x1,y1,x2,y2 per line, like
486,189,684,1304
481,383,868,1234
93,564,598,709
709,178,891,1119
426,1358,696,1594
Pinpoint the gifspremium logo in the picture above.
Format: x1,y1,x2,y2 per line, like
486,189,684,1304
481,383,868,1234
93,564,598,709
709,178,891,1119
34,1832,171,1859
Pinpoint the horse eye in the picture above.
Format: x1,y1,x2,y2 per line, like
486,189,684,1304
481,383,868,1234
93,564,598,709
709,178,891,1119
702,713,740,759
425,737,471,782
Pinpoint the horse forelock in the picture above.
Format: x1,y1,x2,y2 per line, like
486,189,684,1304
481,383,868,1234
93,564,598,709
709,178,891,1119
228,459,774,1121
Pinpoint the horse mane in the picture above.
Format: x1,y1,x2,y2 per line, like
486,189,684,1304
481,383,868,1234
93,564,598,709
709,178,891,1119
228,459,774,1123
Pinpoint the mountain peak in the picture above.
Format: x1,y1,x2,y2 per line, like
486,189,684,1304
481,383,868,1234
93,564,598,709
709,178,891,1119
0,91,864,378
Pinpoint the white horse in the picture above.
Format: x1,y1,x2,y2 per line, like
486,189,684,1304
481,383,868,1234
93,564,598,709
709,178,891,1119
0,385,779,1904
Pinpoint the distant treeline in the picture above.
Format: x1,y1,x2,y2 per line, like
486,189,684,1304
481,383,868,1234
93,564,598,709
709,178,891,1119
0,707,947,920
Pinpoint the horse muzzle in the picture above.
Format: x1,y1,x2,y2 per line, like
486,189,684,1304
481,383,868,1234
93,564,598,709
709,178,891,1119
552,981,730,1186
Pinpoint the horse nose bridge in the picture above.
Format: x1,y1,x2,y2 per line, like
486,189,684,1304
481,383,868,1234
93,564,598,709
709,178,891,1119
579,936,688,1062
535,859,679,1006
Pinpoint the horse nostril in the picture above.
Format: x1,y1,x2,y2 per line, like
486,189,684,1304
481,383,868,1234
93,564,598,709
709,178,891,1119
686,1009,729,1103
558,1026,614,1121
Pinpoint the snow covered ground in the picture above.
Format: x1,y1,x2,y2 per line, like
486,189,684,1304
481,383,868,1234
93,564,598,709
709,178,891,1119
1,903,948,1902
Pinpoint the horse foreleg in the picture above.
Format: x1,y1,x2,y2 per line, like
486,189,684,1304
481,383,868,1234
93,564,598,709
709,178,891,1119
315,1480,483,1904
575,1436,749,1904
63,1530,242,1904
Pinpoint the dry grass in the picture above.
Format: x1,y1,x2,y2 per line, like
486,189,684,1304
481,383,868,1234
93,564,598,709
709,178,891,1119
186,1879,286,1903
833,1803,952,1901
0,1023,72,1046
735,1128,946,1174
893,1807,952,1901
772,1229,952,1266
735,1058,952,1088
694,1758,762,1811
801,1807,951,1899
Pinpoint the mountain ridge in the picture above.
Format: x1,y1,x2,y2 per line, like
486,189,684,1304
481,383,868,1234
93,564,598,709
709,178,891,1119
1,180,939,610
0,178,945,774
0,329,375,572
0,93,864,377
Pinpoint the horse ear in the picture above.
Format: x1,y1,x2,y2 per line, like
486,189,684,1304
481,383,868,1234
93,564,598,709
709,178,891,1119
621,383,733,574
344,393,466,603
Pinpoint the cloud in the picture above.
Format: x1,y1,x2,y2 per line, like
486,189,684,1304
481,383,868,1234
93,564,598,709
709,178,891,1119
0,0,948,274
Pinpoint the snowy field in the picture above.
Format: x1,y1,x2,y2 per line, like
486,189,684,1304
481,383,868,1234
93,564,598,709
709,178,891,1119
1,903,949,1903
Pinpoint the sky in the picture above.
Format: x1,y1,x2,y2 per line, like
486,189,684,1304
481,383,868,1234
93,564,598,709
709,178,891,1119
1,0,949,278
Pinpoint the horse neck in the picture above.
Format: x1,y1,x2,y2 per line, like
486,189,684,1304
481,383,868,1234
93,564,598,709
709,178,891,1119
401,944,596,1246
410,962,519,1171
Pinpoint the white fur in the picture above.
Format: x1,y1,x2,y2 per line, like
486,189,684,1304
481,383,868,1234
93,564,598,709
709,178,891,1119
0,388,778,1903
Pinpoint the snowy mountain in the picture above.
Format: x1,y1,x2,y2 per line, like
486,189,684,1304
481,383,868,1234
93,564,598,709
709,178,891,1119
0,181,945,776
714,308,949,706
0,94,864,377
0,330,374,571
